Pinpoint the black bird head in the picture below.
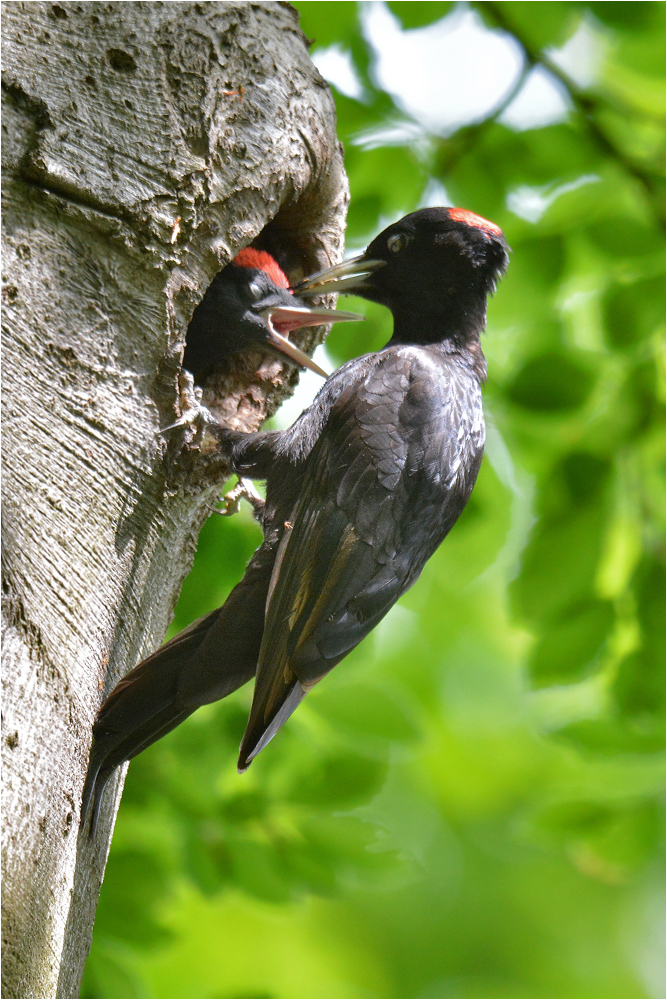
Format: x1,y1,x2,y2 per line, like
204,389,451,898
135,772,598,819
183,248,364,382
292,207,509,345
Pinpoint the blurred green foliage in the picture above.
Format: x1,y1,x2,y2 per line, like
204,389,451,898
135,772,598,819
83,3,664,998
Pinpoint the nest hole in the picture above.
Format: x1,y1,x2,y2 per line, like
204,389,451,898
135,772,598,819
175,203,334,427
250,202,331,288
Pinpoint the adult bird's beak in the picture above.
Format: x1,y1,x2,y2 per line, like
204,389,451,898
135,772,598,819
291,254,387,297
262,303,364,378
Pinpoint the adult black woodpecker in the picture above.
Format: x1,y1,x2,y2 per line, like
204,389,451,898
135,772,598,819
82,207,508,836
183,247,362,381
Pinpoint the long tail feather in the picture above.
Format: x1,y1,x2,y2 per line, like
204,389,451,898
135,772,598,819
237,680,305,773
81,542,276,838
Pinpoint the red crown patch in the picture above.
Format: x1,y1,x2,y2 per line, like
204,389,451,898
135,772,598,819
233,248,290,289
448,208,503,237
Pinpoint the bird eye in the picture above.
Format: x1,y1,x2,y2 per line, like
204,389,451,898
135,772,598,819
248,279,264,301
387,233,409,254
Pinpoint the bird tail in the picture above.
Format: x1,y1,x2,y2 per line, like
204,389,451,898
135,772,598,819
81,541,276,838
237,671,306,773
81,608,223,838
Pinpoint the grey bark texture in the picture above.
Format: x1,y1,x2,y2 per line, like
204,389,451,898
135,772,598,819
1,2,348,997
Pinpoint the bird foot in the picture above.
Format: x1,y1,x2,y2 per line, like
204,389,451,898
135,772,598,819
214,477,265,519
156,372,218,437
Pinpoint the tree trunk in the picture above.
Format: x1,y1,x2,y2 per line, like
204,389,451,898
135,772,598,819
1,3,347,996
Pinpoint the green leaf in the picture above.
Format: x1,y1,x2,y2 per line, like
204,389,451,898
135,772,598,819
527,599,614,686
94,849,173,946
343,145,427,243
586,216,663,257
511,505,608,624
557,451,612,505
226,838,294,903
480,1,580,50
593,2,665,29
613,651,666,725
532,798,663,875
506,352,595,412
289,752,387,807
602,274,665,348
295,1,360,47
387,2,454,29
554,717,665,755
315,681,421,745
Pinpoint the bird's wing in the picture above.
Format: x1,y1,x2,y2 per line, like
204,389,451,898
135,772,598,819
238,349,479,767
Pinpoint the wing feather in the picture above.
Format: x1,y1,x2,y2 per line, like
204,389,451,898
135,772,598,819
238,349,484,768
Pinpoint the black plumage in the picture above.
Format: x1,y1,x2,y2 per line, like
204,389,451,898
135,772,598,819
82,207,508,835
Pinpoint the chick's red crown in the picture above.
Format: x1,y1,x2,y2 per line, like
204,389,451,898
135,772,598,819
233,248,290,290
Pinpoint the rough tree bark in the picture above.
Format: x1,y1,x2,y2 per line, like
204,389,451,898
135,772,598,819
1,3,347,996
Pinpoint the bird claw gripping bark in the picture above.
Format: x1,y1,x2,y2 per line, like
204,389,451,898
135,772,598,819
157,371,219,438
214,477,265,519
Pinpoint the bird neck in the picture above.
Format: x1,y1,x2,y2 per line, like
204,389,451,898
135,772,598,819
388,301,488,382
